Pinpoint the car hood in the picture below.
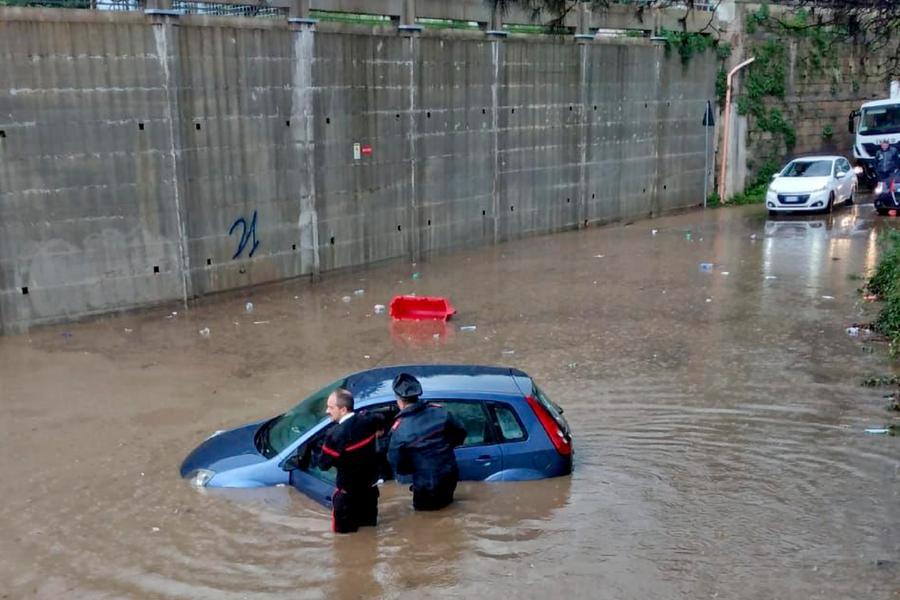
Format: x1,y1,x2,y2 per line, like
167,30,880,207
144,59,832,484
179,420,268,477
770,177,830,193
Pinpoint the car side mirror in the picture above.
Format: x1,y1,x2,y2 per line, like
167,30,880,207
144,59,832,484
836,171,846,179
282,452,301,471
771,173,781,180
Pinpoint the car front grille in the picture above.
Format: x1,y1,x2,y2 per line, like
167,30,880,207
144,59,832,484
777,194,811,204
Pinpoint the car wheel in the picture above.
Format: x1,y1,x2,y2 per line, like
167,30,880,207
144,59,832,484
846,187,855,205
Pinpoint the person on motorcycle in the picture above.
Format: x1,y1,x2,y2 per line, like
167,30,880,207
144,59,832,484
875,139,900,181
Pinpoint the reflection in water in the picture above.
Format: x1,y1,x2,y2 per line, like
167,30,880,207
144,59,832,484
1,203,898,599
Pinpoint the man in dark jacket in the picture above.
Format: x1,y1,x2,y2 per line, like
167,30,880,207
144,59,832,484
875,139,900,180
316,388,385,533
387,373,468,511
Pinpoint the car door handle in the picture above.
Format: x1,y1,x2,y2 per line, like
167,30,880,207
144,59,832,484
475,455,493,462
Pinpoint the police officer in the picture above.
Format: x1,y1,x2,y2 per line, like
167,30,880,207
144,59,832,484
875,139,900,181
387,373,468,511
316,388,386,533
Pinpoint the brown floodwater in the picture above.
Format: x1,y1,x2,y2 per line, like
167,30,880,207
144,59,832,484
1,203,898,599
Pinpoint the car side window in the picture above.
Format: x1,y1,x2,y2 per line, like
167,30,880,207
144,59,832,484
442,401,494,446
490,403,527,442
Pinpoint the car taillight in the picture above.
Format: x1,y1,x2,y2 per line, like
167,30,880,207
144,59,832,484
526,395,572,456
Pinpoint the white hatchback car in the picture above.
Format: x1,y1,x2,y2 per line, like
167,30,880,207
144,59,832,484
765,155,857,215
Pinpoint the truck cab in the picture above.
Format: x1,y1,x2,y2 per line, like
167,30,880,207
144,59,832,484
849,98,900,186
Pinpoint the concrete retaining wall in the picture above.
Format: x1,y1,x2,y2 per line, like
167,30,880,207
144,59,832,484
0,8,717,334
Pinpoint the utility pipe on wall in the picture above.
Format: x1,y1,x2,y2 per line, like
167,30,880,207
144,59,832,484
718,56,755,202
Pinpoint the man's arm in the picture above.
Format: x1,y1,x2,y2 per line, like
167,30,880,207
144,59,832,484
316,428,342,471
445,412,468,448
387,426,412,475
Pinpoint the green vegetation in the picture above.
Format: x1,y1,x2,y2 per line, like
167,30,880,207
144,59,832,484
867,230,900,355
821,124,834,140
658,30,714,65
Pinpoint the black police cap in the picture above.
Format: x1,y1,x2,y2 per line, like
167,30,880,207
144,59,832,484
392,373,422,399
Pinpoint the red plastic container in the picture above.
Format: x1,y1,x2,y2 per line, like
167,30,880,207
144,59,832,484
389,295,456,321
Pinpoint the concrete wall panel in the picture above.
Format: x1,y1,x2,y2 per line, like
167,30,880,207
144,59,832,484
0,10,717,333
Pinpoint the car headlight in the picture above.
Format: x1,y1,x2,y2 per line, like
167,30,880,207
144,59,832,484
766,189,777,198
188,469,215,487
875,182,885,195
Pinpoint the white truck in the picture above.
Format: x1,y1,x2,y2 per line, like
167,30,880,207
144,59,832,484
849,89,900,186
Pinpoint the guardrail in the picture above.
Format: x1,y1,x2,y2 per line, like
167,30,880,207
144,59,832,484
0,0,719,35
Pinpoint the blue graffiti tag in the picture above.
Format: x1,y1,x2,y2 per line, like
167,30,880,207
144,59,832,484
229,210,260,259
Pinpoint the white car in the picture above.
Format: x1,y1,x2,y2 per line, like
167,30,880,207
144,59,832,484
765,155,857,215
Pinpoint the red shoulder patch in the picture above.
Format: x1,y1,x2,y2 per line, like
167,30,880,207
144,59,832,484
391,419,402,432
428,402,443,408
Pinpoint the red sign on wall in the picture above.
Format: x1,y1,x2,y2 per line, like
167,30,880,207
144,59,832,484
361,144,373,156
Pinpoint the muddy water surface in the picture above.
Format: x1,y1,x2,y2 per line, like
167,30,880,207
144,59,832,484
1,204,898,599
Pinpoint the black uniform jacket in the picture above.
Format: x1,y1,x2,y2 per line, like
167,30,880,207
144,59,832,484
317,411,386,493
387,402,467,491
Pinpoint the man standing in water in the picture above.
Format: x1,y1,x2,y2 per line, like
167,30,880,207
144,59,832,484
316,388,385,533
387,373,468,511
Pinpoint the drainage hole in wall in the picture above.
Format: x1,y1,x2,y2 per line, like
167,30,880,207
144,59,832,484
153,265,160,273
593,105,597,110
206,258,212,266
510,205,515,212
0,130,6,138
396,113,400,119
569,105,573,111
482,209,486,216
195,123,201,130
326,117,331,124
286,120,291,127
330,236,335,245
138,122,145,131
584,219,588,227
292,243,297,250
663,185,667,190
511,108,515,114
591,193,595,199
426,111,431,118
566,198,570,203
427,219,431,226
642,188,646,193
397,225,402,231
644,103,648,108
21,286,28,295
482,108,486,114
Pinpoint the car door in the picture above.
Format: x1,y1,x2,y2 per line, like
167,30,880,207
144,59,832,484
287,423,339,508
441,400,503,480
841,159,854,198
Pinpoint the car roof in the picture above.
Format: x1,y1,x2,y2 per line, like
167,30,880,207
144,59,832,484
789,155,843,162
345,364,531,403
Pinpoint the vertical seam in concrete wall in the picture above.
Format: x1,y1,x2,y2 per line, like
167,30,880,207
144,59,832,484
406,35,419,261
578,43,589,227
294,27,320,277
154,23,192,306
490,39,501,245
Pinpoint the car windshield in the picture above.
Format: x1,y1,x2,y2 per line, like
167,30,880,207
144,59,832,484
259,378,346,458
782,160,833,177
859,105,900,136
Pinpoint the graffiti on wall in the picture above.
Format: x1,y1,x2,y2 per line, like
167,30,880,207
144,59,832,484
229,210,260,259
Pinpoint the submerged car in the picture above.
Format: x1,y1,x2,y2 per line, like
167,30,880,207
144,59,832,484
765,155,857,215
180,365,573,506
873,171,900,215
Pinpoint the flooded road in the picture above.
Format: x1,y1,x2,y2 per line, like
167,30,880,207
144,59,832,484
1,202,898,599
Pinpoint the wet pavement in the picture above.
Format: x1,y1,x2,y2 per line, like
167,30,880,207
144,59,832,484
1,201,898,599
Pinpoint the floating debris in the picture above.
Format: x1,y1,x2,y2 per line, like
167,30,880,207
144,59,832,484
199,327,211,337
245,302,254,313
460,325,477,332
